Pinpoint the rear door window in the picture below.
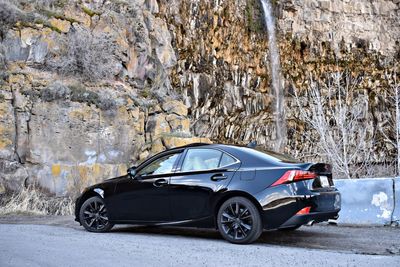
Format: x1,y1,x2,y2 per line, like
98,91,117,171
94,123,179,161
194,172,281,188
181,149,239,171
181,149,222,171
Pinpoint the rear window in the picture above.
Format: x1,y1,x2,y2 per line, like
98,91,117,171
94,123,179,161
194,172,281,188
220,153,237,167
241,147,300,163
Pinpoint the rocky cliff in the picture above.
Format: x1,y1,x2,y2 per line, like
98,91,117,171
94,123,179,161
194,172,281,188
0,0,399,196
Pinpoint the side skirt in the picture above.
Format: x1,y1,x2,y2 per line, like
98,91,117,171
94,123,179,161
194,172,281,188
110,216,215,228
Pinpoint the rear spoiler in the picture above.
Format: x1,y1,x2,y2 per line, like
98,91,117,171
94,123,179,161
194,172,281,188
247,141,257,148
306,163,332,175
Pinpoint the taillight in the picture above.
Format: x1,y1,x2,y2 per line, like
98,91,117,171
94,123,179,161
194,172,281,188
296,206,311,215
270,170,317,187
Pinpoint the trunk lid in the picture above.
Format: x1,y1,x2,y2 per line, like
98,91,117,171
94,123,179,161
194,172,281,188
302,162,334,188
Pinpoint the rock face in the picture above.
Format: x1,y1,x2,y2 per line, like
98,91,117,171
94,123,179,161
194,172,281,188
0,0,212,196
160,0,399,175
0,0,398,195
278,0,399,56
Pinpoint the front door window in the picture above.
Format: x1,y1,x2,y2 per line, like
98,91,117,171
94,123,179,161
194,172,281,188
138,153,180,176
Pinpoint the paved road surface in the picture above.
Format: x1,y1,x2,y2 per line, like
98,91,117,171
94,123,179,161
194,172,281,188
0,216,399,267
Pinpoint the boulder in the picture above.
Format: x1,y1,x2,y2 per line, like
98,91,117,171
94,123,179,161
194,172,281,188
162,100,188,116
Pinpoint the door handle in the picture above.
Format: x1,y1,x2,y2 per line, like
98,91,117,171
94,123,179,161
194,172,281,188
153,178,168,187
211,174,227,182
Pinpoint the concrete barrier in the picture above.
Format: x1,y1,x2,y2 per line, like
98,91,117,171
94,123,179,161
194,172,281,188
392,178,400,225
334,178,394,225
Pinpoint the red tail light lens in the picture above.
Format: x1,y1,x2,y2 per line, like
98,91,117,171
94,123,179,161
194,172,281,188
271,170,317,187
296,206,311,215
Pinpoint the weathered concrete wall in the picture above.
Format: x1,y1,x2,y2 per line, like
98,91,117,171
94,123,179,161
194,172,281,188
335,178,398,225
392,178,400,224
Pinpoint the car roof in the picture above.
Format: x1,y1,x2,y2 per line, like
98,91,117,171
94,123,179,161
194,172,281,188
167,143,302,167
172,143,238,150
137,142,302,170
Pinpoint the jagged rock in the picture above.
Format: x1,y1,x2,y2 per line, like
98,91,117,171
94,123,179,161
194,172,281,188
49,18,71,33
139,150,149,161
150,138,165,154
162,136,212,149
0,160,28,192
3,36,29,62
129,107,145,133
0,183,5,194
151,17,177,69
0,100,16,161
166,114,190,133
145,0,159,14
146,113,171,139
162,100,188,116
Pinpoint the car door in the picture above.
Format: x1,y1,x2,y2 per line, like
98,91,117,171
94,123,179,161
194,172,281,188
109,151,182,222
169,148,241,221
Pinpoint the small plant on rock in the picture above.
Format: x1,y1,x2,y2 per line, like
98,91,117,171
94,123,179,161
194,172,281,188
46,25,118,81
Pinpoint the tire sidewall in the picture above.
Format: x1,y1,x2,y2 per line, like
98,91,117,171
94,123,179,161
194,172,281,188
217,196,262,244
79,196,113,233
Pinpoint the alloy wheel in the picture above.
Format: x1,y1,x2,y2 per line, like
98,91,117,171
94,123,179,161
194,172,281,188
82,198,110,231
220,202,253,240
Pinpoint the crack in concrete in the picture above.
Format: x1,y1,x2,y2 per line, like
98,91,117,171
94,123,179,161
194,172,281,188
393,178,399,225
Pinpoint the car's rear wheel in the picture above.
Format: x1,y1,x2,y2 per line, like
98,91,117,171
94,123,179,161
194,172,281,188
217,197,263,244
79,196,114,232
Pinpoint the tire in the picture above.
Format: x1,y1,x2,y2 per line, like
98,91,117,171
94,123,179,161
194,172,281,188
279,225,302,231
217,197,263,244
79,196,114,233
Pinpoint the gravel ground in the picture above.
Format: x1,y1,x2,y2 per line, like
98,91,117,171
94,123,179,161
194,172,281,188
0,216,399,267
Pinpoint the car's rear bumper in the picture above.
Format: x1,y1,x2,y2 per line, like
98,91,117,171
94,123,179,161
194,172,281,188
256,180,341,230
279,210,340,229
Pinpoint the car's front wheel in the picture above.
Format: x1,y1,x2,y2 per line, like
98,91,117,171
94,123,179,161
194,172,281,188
79,196,114,232
217,197,263,244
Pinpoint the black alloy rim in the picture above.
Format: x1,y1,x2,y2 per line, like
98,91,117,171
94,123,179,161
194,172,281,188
220,202,253,240
83,199,109,230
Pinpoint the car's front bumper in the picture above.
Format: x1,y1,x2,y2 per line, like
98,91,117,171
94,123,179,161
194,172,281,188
74,196,82,223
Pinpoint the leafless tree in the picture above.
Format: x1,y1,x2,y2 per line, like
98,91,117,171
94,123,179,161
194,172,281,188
394,75,400,176
46,25,119,81
380,72,400,175
293,71,375,178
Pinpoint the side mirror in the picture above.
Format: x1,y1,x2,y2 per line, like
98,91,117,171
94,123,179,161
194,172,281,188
127,166,137,178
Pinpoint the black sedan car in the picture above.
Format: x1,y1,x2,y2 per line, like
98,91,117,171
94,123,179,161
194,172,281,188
75,143,341,244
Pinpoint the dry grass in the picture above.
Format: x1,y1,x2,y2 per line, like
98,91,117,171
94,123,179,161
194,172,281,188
0,186,74,216
46,25,118,81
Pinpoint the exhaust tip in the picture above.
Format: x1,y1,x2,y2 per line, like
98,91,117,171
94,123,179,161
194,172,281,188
328,219,338,225
306,220,315,226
